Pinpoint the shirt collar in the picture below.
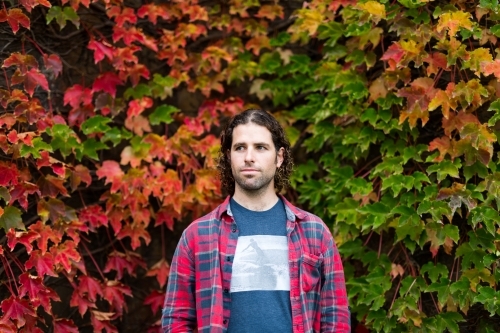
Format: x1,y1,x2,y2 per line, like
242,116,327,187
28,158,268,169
217,194,306,222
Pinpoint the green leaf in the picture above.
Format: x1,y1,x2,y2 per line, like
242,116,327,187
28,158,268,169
75,138,107,160
124,84,152,100
46,6,80,29
358,202,391,215
420,262,449,283
270,32,291,47
149,105,179,125
20,137,53,158
491,24,500,37
435,312,464,333
0,187,11,203
81,116,112,135
0,206,25,231
427,159,461,182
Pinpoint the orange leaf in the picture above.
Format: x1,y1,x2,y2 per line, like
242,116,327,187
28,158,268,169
146,258,170,288
0,8,30,34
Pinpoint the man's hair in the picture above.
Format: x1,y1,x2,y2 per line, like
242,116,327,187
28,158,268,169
217,108,293,195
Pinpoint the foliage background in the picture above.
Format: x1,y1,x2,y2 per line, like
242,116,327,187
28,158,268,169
2,0,500,332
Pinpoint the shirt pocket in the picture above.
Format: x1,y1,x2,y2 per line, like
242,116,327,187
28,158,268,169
300,252,323,293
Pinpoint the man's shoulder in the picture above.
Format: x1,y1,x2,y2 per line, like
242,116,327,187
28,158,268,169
182,203,224,236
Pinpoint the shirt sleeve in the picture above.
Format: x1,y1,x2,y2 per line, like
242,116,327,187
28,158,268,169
321,236,351,332
162,230,197,333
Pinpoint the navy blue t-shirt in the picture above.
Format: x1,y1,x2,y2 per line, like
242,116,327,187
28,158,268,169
227,198,292,333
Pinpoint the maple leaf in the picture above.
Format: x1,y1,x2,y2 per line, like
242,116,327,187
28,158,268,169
108,6,136,26
125,114,152,136
423,52,449,76
122,63,150,87
463,48,492,77
2,52,38,70
357,1,386,24
127,97,153,118
256,4,284,20
53,318,79,333
0,8,30,34
117,222,151,250
96,160,124,185
245,36,271,56
397,77,437,127
25,250,58,277
36,175,69,198
68,104,94,127
50,240,81,273
92,72,124,97
102,280,132,315
143,290,165,315
79,205,108,231
28,220,62,254
42,53,62,78
78,275,103,302
368,77,388,102
0,319,16,333
155,208,176,230
14,98,46,124
249,79,272,101
428,87,457,119
88,40,114,64
6,229,39,254
0,161,19,186
103,251,137,279
69,289,96,316
10,182,40,210
437,11,474,37
19,272,60,312
0,206,25,231
380,42,405,70
137,4,170,25
91,311,119,333
24,68,49,97
63,84,93,109
146,258,170,288
19,0,51,13
0,296,36,328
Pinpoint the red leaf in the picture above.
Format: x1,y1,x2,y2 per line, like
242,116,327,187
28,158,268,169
43,54,62,78
2,52,38,69
143,290,164,315
0,319,17,333
155,208,175,230
91,311,118,333
0,8,30,34
0,296,36,328
103,251,137,279
146,258,170,288
19,0,51,13
245,35,271,56
6,229,39,254
69,289,96,316
96,160,124,185
50,240,81,273
78,275,103,302
92,72,123,97
28,220,63,254
481,59,500,78
88,40,114,64
19,272,60,312
10,182,39,210
24,68,48,97
381,42,405,71
37,175,69,198
25,249,58,277
53,318,79,333
68,104,94,127
127,97,153,118
122,63,150,87
0,161,19,186
14,98,46,124
69,164,92,192
79,205,108,231
137,4,170,24
116,222,151,250
102,280,132,315
63,84,93,109
108,6,137,26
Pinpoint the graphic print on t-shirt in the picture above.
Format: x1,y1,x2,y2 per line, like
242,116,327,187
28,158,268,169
230,235,290,292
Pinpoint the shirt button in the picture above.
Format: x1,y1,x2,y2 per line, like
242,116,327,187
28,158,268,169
223,320,228,324
227,256,231,261
224,288,229,293
232,227,236,233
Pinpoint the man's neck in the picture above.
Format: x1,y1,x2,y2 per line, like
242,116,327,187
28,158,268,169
232,189,279,212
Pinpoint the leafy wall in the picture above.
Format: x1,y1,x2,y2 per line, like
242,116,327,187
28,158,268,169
0,0,500,332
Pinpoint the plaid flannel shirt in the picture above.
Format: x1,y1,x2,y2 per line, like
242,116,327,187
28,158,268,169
162,195,350,333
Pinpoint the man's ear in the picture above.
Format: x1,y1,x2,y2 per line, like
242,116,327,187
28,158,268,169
276,147,284,168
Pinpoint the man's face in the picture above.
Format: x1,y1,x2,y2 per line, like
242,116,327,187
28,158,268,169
229,122,284,195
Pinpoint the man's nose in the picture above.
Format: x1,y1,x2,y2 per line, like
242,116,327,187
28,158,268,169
244,148,255,162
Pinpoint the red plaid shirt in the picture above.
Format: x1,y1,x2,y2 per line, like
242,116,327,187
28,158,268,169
162,195,350,332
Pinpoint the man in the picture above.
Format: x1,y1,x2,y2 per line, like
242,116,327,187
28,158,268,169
162,109,350,332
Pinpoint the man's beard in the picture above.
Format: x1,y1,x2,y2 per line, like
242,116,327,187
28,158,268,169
233,169,275,194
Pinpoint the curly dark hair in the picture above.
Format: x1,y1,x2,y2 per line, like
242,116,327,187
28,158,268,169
217,108,293,196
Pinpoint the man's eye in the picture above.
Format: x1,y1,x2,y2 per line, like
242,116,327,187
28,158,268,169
235,146,244,151
257,146,266,150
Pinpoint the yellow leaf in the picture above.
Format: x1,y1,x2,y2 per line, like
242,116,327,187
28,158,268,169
368,77,387,102
358,1,386,22
464,48,492,77
276,47,293,65
436,11,473,37
249,79,272,101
